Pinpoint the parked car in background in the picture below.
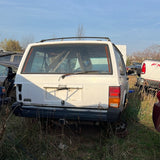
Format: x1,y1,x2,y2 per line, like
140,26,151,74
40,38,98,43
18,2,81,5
126,62,141,76
137,60,160,91
0,61,19,106
152,90,160,132
0,51,22,64
12,37,129,123
0,52,22,107
0,51,22,85
0,63,9,86
0,62,18,85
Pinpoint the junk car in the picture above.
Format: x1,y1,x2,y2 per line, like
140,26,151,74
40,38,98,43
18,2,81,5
12,37,129,122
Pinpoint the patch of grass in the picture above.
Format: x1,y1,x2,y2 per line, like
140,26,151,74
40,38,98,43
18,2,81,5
0,75,160,160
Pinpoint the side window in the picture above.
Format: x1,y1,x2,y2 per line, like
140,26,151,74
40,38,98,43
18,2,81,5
13,55,22,63
114,46,126,75
0,55,11,62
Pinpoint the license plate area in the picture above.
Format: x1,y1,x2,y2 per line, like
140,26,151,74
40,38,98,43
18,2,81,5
44,85,82,102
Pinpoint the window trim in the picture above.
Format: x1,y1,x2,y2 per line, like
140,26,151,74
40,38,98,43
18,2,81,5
113,44,126,76
21,43,113,75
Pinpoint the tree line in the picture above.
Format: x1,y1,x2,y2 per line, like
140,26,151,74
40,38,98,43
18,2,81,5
127,44,160,66
0,25,85,53
0,39,23,52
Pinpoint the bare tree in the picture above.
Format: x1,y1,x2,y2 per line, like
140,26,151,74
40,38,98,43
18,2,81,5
76,24,85,39
131,44,160,63
21,35,34,50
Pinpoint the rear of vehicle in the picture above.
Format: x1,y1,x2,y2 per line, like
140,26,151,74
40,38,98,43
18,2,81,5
141,60,160,89
12,37,128,122
127,62,141,76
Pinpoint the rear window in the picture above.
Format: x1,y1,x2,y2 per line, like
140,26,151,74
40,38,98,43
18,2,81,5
0,55,11,62
22,44,112,74
13,55,22,63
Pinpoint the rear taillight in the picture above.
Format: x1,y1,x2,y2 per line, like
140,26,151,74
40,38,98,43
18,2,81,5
109,86,121,108
17,84,22,101
141,63,146,74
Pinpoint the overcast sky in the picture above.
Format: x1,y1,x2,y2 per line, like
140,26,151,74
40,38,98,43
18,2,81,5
0,0,160,54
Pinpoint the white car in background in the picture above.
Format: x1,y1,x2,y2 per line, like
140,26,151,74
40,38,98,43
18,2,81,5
12,37,129,122
139,60,160,90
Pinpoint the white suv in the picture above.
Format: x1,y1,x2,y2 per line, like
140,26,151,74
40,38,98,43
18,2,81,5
12,37,129,122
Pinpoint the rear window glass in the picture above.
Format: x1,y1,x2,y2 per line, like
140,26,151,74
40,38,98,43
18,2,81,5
22,44,112,74
13,55,22,63
0,55,11,62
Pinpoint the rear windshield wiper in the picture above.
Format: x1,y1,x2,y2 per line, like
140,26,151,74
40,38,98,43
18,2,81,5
60,71,101,80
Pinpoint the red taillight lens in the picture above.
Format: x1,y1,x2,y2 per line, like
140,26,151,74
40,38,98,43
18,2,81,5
109,86,121,97
109,86,121,108
141,63,146,74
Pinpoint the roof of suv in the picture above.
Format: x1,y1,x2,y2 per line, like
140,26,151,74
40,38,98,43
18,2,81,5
39,37,111,43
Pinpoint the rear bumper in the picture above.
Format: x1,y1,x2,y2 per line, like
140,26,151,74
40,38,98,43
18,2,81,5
12,102,121,122
145,79,160,89
136,78,160,90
